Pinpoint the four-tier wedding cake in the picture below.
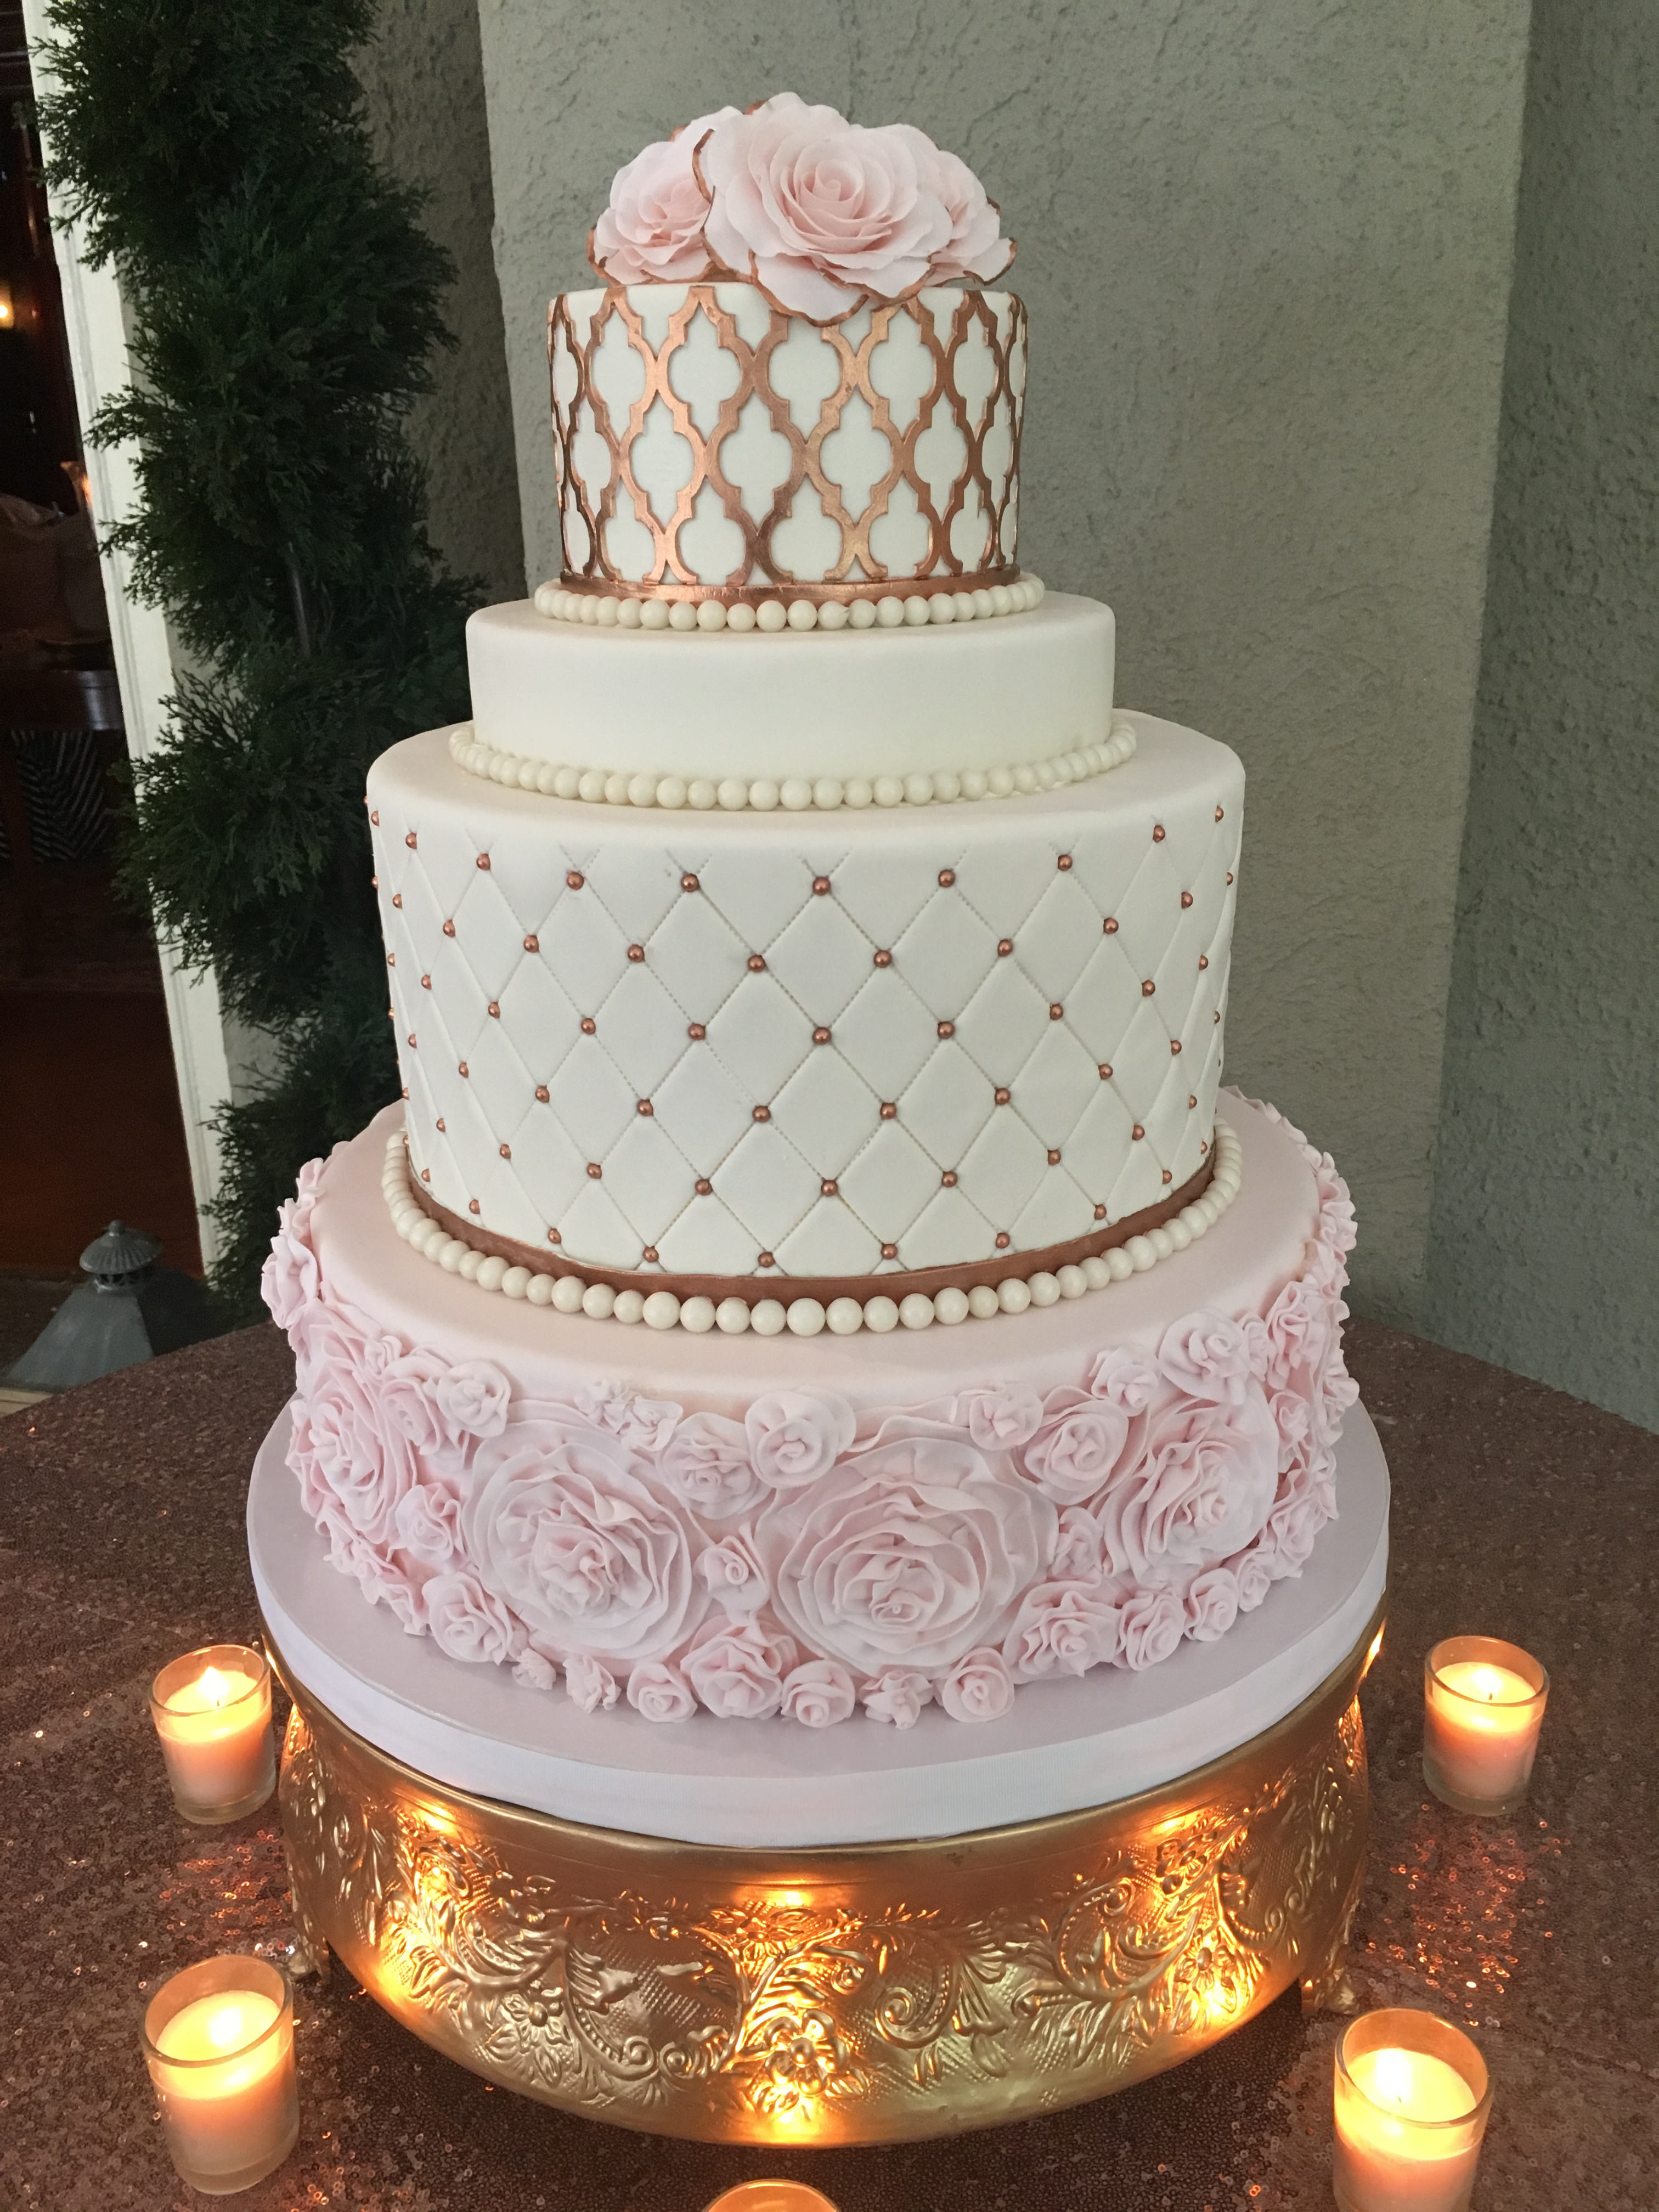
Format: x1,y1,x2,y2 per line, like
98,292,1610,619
262,95,1358,1739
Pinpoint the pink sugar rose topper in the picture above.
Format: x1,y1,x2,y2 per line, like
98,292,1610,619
589,92,1013,321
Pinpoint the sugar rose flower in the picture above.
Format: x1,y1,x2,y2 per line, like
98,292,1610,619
1086,1343,1162,1416
1049,1504,1105,1583
662,1411,765,1519
745,1390,856,1489
287,1307,416,1551
590,106,739,285
702,93,955,320
1097,1388,1279,1586
683,1617,798,1719
861,1668,933,1729
955,1384,1043,1450
435,1360,512,1441
393,1482,464,1566
1228,1544,1275,1612
627,1660,697,1723
697,1529,769,1614
1158,1312,1259,1407
758,1435,1055,1677
938,1645,1015,1722
1002,1579,1123,1683
513,1648,557,1691
1183,1566,1241,1643
1019,1385,1138,1505
1262,1278,1334,1394
423,1570,518,1667
565,1651,619,1712
262,1198,320,1332
921,141,1014,285
781,1658,858,1728
462,1414,705,1664
576,1381,681,1452
1118,1586,1185,1672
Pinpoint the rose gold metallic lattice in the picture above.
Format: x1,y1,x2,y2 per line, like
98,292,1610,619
270,1596,1377,2146
549,286,1026,601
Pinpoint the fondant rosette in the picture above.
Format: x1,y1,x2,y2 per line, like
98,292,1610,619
588,92,1014,319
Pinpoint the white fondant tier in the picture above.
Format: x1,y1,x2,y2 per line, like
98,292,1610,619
464,592,1115,788
250,1402,1385,1847
550,283,1026,595
371,716,1239,1280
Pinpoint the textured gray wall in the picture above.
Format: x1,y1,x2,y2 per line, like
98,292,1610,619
473,0,1533,1320
1425,2,1659,1427
357,0,523,600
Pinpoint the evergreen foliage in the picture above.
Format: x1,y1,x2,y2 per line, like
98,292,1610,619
41,0,478,1313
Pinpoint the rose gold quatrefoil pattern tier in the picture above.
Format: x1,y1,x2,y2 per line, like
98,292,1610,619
550,283,1026,601
272,1609,1375,2145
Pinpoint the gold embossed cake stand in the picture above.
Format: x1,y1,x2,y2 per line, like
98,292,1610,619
270,1598,1379,2145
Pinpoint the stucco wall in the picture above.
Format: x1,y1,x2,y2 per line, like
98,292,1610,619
357,0,523,600
1424,2,1659,1427
473,0,1533,1320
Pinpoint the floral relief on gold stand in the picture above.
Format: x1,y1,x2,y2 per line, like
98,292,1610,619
271,1599,1378,2145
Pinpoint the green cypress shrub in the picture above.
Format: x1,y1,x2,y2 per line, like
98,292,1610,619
40,0,478,1313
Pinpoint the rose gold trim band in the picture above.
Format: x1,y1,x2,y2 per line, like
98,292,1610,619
555,569,1020,609
406,1152,1216,1307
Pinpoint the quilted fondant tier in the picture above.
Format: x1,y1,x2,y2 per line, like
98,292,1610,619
551,283,1025,599
261,1096,1358,1730
369,715,1242,1283
465,591,1115,788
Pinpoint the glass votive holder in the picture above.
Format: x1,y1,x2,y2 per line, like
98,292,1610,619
1333,2009,1491,2212
704,2187,840,2212
149,1643,276,1824
1423,1635,1548,1815
141,1954,298,2194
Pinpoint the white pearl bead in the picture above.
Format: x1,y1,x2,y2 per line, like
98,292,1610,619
873,775,904,808
961,769,987,799
533,582,557,616
933,770,961,803
627,772,656,806
826,1296,865,1335
997,1277,1032,1314
603,771,630,805
990,584,1013,617
902,595,930,627
1106,1247,1136,1283
526,1273,558,1305
579,596,600,625
1081,1255,1113,1290
657,776,687,810
501,1265,532,1299
726,602,757,631
787,1297,827,1336
476,1254,509,1293
876,596,905,628
748,778,779,811
862,1295,900,1334
972,589,995,619
595,596,619,627
953,592,978,620
1125,1235,1158,1272
617,598,642,628
928,593,956,623
679,1295,716,1334
843,777,873,808
903,772,933,806
1148,1228,1175,1261
1027,1271,1061,1307
751,1299,787,1336
534,764,558,795
1057,1264,1088,1299
988,766,1015,797
1180,1204,1209,1235
787,599,818,631
717,777,748,810
668,602,697,631
899,1291,935,1329
757,600,788,633
812,777,844,810
1166,1219,1193,1251
967,1284,1001,1318
934,1286,970,1324
696,600,727,630
780,777,813,810
715,1296,752,1333
582,1282,617,1317
849,599,878,629
642,1290,681,1330
1014,764,1039,793
554,766,581,799
1030,577,1046,604
687,778,718,810
612,1289,645,1324
438,1238,469,1273
818,600,850,630
640,600,670,629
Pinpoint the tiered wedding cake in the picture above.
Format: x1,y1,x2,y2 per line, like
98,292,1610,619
261,95,1360,1750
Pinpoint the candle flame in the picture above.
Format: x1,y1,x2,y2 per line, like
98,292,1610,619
1372,2046,1417,2107
196,1666,233,1708
208,2001,255,2051
1468,1666,1508,1702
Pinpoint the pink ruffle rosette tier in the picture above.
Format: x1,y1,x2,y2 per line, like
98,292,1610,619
262,1102,1357,1729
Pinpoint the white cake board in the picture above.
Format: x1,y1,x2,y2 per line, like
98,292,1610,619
251,1402,1386,1848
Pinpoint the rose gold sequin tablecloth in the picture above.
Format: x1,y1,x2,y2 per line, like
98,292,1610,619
2,1322,1656,2210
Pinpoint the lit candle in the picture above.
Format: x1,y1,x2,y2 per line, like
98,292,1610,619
141,1955,298,2193
1333,2010,1491,2212
704,2186,840,2212
149,1644,276,1824
1423,1635,1548,1815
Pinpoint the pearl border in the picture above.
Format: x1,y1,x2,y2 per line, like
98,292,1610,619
380,1118,1244,1338
448,716,1138,814
535,574,1047,634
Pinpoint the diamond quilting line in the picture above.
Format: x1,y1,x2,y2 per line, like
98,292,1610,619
370,729,1244,1275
